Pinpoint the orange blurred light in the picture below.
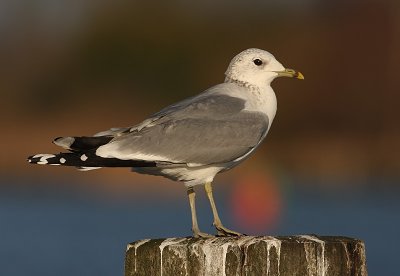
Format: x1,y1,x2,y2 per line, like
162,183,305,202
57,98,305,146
230,172,282,234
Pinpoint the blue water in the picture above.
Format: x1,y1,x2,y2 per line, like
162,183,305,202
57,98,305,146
1,178,399,275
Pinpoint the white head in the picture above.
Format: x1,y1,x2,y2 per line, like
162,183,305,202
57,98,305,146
225,48,303,88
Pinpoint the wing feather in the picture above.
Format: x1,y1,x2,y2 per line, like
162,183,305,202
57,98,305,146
96,91,269,165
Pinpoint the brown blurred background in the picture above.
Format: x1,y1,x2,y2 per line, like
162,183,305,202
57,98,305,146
0,1,399,275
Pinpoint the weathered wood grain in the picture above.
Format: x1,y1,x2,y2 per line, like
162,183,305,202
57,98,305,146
125,235,367,276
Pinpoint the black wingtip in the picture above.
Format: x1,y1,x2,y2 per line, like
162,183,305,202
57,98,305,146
27,152,157,168
27,154,35,162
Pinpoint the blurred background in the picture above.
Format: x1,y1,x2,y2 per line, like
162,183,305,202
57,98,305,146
1,0,399,275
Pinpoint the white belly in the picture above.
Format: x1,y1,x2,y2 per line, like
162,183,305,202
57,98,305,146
133,165,224,187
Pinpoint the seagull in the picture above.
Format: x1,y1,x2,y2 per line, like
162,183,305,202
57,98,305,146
28,48,303,237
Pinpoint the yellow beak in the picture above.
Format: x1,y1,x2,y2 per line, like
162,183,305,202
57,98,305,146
274,68,304,80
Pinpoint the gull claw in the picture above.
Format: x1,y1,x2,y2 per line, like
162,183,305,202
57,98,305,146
215,225,244,237
192,229,214,238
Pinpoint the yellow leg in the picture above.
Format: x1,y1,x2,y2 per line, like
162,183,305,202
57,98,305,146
204,182,242,236
187,186,213,238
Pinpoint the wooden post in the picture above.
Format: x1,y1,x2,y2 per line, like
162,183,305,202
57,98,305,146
125,235,367,276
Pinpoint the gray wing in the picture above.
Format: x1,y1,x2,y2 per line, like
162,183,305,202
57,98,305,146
96,87,269,166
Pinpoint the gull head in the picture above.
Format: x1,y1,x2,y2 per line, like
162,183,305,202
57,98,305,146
225,48,304,88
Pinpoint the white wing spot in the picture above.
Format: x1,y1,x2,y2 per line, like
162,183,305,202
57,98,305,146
80,154,88,161
33,154,56,165
60,158,66,164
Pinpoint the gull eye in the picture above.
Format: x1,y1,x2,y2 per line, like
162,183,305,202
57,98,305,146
253,58,263,66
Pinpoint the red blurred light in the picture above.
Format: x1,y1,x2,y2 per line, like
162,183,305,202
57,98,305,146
230,172,282,234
